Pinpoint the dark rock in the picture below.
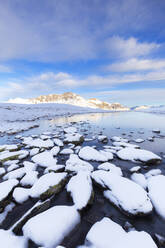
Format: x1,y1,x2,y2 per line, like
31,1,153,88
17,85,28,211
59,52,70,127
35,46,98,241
155,233,165,246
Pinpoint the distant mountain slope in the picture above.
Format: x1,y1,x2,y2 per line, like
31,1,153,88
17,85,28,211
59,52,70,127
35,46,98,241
136,105,165,114
131,105,150,111
8,92,129,111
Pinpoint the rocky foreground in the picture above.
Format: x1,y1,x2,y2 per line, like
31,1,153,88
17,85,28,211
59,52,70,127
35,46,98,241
0,120,165,247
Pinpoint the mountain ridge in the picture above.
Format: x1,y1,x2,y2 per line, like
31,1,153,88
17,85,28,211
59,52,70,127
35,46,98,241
8,92,129,111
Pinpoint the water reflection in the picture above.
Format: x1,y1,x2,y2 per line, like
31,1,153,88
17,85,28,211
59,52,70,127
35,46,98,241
49,111,165,132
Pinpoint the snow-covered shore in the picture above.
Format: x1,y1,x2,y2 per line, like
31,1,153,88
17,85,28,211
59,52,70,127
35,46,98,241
137,106,165,115
0,103,107,134
0,103,107,122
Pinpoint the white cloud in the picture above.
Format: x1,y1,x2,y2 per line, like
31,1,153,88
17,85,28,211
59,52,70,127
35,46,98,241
1,70,165,101
85,70,165,86
105,58,165,72
0,64,12,73
84,88,165,106
0,1,163,62
0,1,97,62
105,36,160,58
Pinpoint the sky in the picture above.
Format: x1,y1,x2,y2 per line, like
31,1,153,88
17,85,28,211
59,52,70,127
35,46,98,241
0,0,165,106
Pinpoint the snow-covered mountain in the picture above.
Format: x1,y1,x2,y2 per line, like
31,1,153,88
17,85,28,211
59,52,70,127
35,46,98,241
8,92,129,111
132,105,150,111
136,105,165,114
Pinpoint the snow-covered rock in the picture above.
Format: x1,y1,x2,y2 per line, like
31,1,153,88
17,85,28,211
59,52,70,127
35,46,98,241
0,150,29,162
13,187,30,204
4,160,19,166
79,146,108,162
60,148,74,155
44,164,65,173
7,163,19,172
100,150,113,160
92,171,152,216
30,172,67,198
0,144,19,152
67,171,93,210
111,136,128,143
148,175,165,219
113,142,139,149
145,169,162,179
0,167,5,175
13,172,67,202
134,139,145,143
40,134,51,140
152,128,160,133
23,161,37,171
32,151,57,168
50,146,60,156
54,138,64,147
130,166,141,173
0,202,15,224
64,127,77,134
65,154,93,173
64,133,84,145
30,148,40,156
3,168,26,180
23,138,54,148
23,205,80,247
98,135,108,143
20,171,38,186
0,230,27,248
82,217,157,248
0,179,19,202
117,148,161,164
131,173,147,189
98,162,122,176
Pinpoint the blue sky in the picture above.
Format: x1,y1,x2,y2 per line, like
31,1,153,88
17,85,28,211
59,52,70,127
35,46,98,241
0,0,165,106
